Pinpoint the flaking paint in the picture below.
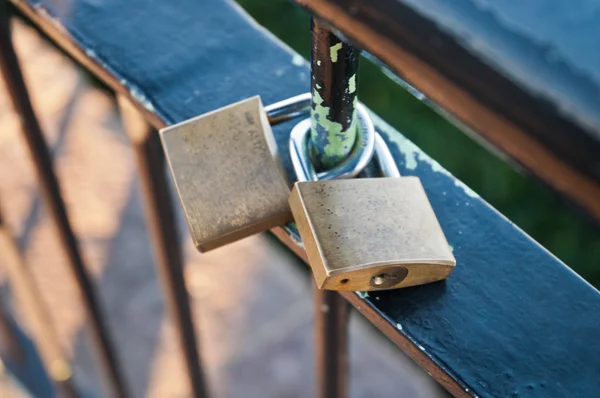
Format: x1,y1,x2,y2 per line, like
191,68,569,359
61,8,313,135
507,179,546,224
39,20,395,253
292,53,305,66
370,112,480,198
329,42,342,62
349,74,356,93
311,87,356,165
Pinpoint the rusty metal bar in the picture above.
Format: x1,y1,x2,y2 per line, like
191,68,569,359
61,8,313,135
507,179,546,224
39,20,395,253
0,203,79,397
117,96,209,398
0,6,129,397
310,19,358,398
314,284,349,398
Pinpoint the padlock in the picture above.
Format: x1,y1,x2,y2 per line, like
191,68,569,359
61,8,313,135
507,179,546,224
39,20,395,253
289,122,456,291
160,94,377,252
160,95,311,252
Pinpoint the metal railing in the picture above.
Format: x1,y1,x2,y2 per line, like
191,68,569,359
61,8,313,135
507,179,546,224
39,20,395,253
1,1,599,397
0,5,365,397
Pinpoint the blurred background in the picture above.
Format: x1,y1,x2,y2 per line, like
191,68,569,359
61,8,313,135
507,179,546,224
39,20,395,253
237,0,600,288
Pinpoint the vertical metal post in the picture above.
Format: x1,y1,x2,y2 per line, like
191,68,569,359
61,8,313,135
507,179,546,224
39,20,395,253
118,96,209,398
313,281,349,398
310,18,359,398
0,5,129,397
0,204,78,397
310,18,359,171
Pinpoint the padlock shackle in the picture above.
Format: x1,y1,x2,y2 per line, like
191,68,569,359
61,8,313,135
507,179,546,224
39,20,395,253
289,118,312,182
265,94,400,180
374,133,401,178
289,103,376,182
265,93,312,126
290,108,401,182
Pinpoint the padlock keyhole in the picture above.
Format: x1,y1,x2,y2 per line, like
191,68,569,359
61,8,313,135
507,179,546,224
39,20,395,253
369,267,408,289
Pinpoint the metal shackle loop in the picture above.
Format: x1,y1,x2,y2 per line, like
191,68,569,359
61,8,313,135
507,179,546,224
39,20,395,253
264,93,380,182
289,103,376,182
265,93,312,126
373,132,401,178
267,94,396,182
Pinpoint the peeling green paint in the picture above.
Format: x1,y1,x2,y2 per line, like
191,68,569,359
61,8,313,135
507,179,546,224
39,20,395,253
348,74,356,93
370,111,480,198
313,88,325,107
356,291,370,299
85,48,97,59
292,53,305,66
129,86,155,113
430,161,480,198
330,42,342,62
311,87,356,167
283,222,304,248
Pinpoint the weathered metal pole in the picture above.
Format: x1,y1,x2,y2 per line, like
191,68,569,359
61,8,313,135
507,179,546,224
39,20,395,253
0,5,129,397
310,18,359,398
310,18,359,171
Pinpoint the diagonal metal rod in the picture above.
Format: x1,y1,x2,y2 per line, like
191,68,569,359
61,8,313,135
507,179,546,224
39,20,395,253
0,6,129,397
0,296,25,363
310,18,359,398
0,299,55,398
0,203,79,397
118,96,209,398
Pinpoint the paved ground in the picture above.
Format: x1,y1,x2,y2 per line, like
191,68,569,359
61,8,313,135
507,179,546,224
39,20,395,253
0,19,449,398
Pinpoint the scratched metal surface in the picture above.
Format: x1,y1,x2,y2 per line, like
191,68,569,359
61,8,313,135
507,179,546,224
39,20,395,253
16,0,600,396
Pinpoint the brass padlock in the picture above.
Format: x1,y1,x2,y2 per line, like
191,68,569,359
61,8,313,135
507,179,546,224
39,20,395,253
289,126,456,291
161,95,309,252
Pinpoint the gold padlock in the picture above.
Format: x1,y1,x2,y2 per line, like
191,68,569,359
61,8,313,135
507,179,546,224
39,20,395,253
161,95,309,252
289,128,456,291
